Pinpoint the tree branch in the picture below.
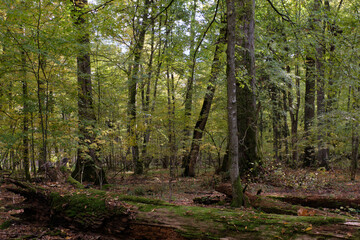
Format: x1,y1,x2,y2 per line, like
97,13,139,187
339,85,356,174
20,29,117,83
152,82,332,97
265,0,293,24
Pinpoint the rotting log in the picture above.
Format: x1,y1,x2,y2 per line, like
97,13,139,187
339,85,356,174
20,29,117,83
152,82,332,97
269,195,360,209
214,183,337,216
4,180,359,240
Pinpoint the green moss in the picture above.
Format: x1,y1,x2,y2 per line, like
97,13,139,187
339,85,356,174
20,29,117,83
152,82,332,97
66,176,84,189
50,191,126,226
115,194,170,206
231,176,247,207
167,204,347,239
101,184,113,190
0,220,12,229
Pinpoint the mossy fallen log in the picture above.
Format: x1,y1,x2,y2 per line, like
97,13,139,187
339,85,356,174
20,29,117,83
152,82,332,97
5,180,359,240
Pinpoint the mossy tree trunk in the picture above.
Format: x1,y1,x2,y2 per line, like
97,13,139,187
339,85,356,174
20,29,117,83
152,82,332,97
236,0,260,176
226,0,245,207
70,0,106,184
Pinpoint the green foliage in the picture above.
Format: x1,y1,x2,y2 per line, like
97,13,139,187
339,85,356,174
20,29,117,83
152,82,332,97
0,220,12,230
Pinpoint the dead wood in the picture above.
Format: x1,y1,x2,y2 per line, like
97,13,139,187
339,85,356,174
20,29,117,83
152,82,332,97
271,195,360,209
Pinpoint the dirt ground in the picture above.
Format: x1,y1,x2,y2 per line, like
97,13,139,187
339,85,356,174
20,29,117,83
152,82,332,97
1,167,360,239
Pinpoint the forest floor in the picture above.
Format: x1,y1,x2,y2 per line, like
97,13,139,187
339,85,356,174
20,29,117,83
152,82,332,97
1,166,360,239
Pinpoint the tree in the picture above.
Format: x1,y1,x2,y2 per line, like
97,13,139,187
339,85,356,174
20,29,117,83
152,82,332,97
226,0,246,207
304,0,321,167
236,0,260,176
70,0,106,184
184,21,226,177
127,0,151,175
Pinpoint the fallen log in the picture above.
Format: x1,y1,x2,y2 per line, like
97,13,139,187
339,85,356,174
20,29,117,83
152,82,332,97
269,195,360,210
4,179,357,240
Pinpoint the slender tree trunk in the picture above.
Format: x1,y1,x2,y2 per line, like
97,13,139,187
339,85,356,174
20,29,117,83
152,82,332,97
351,132,359,181
166,70,176,179
183,0,197,144
227,0,245,207
270,84,281,161
35,0,47,170
30,112,36,177
288,64,300,165
142,13,156,169
22,49,30,181
127,0,150,175
316,0,328,168
282,90,290,162
183,24,226,177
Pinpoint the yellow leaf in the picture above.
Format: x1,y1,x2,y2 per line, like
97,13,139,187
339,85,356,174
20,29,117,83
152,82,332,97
305,226,312,231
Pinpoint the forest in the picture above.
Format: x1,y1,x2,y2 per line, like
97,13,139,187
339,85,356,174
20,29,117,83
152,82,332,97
1,0,360,239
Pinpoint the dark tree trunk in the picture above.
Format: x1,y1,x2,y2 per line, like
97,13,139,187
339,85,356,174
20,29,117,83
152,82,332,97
70,0,106,184
304,0,321,167
22,49,30,181
236,0,260,176
304,55,316,167
270,84,281,161
351,133,359,181
183,24,226,177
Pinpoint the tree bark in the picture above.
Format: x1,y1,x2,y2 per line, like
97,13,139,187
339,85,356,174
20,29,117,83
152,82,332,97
21,49,30,181
183,23,226,177
288,64,300,165
183,0,197,145
127,0,150,175
70,0,106,184
236,0,260,176
304,0,321,167
226,0,245,207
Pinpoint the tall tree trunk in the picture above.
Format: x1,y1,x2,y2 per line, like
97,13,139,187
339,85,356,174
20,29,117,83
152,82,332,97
127,0,150,175
183,0,197,143
270,84,281,161
34,0,47,170
316,0,328,168
142,12,156,169
227,0,245,207
304,55,316,167
22,49,30,181
288,64,300,165
184,23,226,177
304,0,321,167
351,132,359,181
236,0,260,176
166,70,176,178
70,0,106,184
